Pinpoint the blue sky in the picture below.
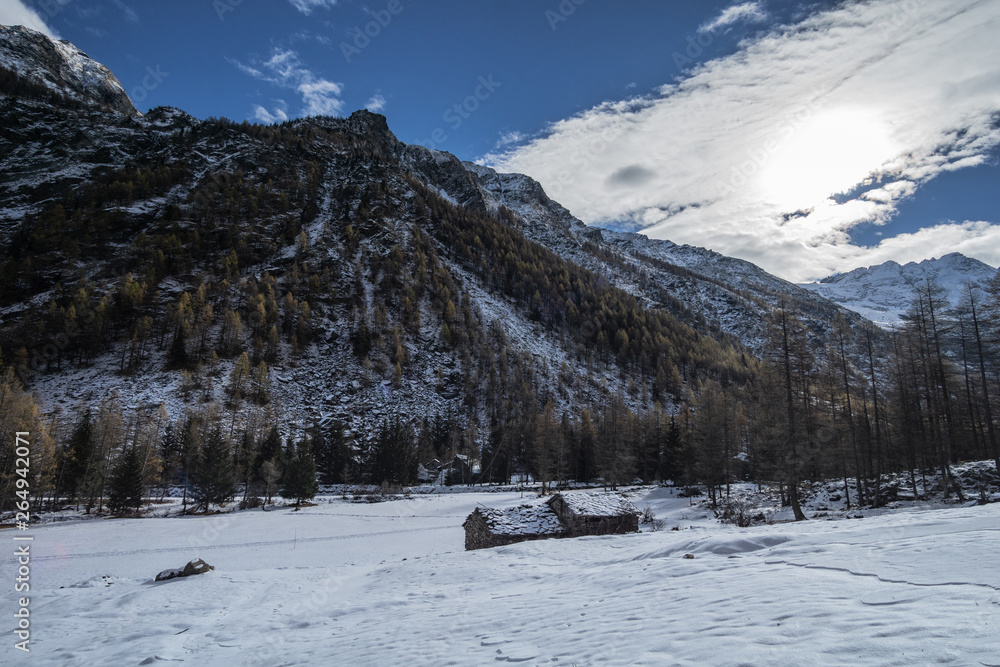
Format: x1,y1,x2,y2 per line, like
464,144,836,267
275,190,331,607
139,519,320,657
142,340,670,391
8,0,771,156
4,0,1000,281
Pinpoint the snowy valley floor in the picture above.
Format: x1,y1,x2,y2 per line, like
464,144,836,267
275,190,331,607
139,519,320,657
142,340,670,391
3,489,999,666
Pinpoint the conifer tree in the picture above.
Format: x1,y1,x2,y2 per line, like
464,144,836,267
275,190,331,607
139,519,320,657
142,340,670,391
767,302,810,520
179,416,200,513
191,427,236,510
251,361,270,404
957,283,999,475
369,417,416,485
0,369,53,511
227,351,251,403
576,409,597,483
59,410,94,503
281,438,319,507
158,423,181,489
255,425,283,477
315,421,351,484
260,460,282,506
108,447,145,516
167,326,188,369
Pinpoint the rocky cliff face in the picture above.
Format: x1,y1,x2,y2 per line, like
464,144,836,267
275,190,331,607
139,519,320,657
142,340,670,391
0,24,139,117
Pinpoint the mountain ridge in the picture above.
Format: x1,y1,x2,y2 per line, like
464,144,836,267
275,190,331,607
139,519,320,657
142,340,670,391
0,24,139,117
800,252,998,326
0,23,873,358
0,28,752,453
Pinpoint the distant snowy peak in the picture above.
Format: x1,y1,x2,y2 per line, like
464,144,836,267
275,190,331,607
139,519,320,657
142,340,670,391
820,253,989,286
0,24,139,117
800,253,998,327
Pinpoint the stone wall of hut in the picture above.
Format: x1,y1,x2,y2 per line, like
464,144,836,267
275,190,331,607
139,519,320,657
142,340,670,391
463,510,566,551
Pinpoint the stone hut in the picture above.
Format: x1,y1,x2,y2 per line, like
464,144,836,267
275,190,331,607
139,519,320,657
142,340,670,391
462,504,567,551
546,492,640,536
463,492,640,550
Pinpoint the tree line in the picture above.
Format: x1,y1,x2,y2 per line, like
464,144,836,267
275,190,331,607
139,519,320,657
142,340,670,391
1,269,996,517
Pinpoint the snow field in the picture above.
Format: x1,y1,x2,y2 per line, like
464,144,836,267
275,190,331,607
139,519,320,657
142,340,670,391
3,491,999,666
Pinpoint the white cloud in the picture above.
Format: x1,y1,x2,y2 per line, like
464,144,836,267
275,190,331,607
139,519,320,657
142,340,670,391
298,79,344,116
0,0,60,38
495,130,526,149
819,221,1000,277
699,1,767,33
233,47,344,119
287,0,337,15
488,0,1000,282
253,101,289,124
111,0,138,23
365,93,386,113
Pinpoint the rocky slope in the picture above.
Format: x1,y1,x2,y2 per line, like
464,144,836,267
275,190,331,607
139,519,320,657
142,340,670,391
0,24,138,117
1,26,759,451
408,156,872,351
0,24,892,451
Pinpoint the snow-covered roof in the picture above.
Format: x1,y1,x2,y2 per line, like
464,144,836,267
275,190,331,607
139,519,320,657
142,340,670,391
550,492,639,517
472,504,565,537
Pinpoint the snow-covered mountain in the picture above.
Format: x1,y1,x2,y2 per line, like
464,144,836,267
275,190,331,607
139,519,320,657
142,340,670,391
0,24,138,117
0,24,883,443
1,25,760,442
799,253,998,327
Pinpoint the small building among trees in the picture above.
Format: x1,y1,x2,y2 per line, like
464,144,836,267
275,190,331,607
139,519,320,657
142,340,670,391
420,455,479,485
445,454,476,485
463,492,640,550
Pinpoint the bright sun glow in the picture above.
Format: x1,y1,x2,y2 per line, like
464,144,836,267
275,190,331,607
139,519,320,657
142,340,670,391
758,108,898,210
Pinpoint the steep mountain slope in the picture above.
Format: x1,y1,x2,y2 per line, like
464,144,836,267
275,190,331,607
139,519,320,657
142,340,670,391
0,24,138,117
408,157,871,351
0,26,752,456
800,253,998,327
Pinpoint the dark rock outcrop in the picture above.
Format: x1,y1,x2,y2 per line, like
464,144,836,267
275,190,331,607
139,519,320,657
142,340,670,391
155,558,215,582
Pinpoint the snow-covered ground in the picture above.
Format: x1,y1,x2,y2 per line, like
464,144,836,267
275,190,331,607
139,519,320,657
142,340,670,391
4,488,999,666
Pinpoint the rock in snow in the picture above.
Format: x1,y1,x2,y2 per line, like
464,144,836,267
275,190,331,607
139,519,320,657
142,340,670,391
154,558,215,582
